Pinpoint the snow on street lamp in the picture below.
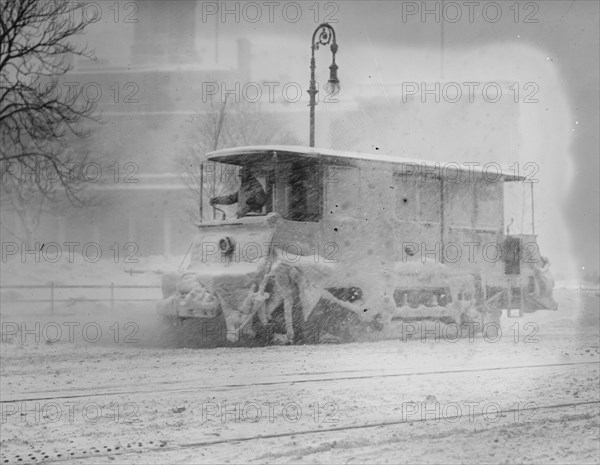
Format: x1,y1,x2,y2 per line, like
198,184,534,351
308,23,339,148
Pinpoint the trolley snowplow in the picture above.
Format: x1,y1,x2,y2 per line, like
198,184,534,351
156,214,387,344
157,146,557,345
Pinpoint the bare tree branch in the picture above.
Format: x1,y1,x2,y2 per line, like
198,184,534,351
0,0,101,203
178,95,299,222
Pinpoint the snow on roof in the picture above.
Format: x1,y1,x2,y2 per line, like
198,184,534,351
207,145,526,181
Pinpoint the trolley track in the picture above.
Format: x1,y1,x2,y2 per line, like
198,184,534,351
2,360,597,404
3,399,598,464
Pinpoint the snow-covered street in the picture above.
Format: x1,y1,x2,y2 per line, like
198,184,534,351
1,288,598,464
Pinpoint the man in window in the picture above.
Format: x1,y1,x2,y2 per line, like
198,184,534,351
210,167,266,218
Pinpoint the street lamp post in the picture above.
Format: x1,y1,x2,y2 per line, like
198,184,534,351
308,23,339,148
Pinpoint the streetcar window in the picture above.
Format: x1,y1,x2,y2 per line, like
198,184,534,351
394,176,418,221
475,182,502,228
287,161,320,221
446,182,474,226
393,175,441,223
325,165,360,218
204,161,270,219
206,155,322,222
418,178,441,222
272,160,321,222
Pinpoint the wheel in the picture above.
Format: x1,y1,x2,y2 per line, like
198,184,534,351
306,302,363,344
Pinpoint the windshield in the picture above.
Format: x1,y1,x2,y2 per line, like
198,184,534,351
203,158,321,222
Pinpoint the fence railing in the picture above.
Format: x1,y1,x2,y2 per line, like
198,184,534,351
0,283,161,313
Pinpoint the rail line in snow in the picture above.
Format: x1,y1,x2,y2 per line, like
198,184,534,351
5,399,599,464
2,360,597,403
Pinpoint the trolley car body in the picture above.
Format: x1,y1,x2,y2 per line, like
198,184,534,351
157,146,557,344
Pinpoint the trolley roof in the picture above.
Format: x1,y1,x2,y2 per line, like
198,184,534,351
207,145,525,181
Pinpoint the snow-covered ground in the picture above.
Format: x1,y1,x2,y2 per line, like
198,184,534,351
0,254,184,286
0,284,598,464
0,255,184,321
